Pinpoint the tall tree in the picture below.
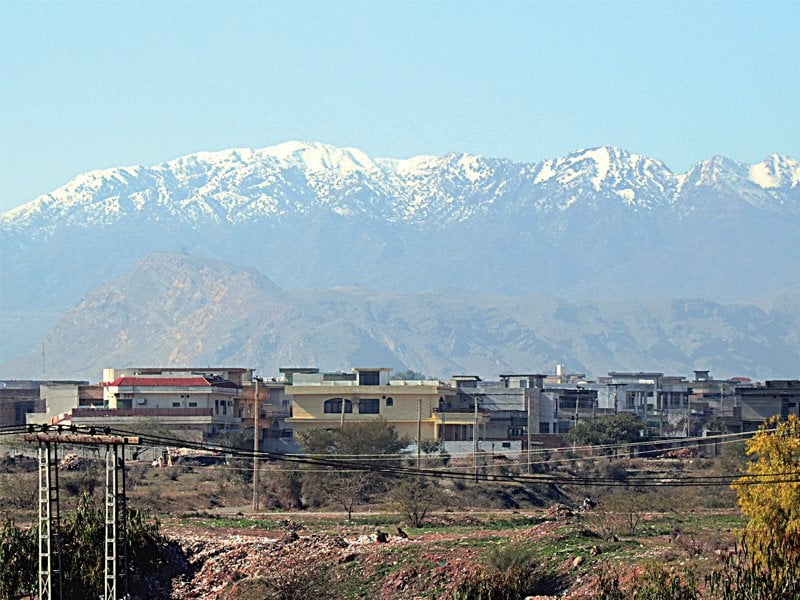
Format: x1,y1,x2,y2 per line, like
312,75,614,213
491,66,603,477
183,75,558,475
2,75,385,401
298,420,407,518
733,415,800,565
564,413,645,451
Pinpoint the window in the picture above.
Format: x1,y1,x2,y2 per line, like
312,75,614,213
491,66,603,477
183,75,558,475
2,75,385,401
189,402,198,408
323,398,352,414
508,426,526,437
172,402,181,407
359,399,380,414
358,371,380,385
385,397,394,407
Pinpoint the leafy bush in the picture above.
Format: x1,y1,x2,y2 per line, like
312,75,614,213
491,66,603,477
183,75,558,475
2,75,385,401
0,492,173,599
451,541,564,599
596,563,699,600
0,518,36,599
706,534,800,599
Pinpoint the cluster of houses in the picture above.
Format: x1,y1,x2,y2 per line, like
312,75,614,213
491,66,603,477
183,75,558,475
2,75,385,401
2,366,798,455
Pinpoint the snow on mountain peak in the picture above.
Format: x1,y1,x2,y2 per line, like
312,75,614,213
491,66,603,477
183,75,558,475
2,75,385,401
749,154,800,189
579,146,613,191
259,140,377,172
2,142,797,234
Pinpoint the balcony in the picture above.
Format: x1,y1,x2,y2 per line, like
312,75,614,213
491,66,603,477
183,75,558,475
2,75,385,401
72,407,213,418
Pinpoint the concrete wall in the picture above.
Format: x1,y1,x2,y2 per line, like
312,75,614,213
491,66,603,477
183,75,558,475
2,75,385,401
440,439,523,458
40,384,80,417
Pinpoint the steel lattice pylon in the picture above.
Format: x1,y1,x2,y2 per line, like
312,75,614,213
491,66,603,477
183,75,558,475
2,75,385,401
104,443,129,600
37,441,63,600
26,431,139,600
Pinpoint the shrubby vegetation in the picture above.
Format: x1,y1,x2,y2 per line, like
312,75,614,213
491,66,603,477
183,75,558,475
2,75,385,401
389,476,440,527
297,419,407,518
0,492,173,599
0,517,36,598
390,369,428,380
452,541,564,599
565,413,646,450
596,563,700,600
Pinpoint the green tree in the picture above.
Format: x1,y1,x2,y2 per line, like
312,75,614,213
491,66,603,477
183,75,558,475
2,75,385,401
298,420,407,517
565,413,645,451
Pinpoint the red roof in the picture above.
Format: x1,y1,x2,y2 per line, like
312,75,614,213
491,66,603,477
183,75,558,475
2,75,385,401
103,377,212,388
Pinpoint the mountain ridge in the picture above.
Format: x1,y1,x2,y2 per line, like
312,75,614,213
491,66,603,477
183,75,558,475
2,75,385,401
3,142,798,233
2,142,799,366
2,251,797,381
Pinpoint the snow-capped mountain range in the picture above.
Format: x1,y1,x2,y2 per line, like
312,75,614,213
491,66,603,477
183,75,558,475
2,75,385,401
1,142,799,371
3,141,798,233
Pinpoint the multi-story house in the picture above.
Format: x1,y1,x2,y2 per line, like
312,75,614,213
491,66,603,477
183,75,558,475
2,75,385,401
542,383,599,434
453,373,546,434
736,380,800,431
285,367,483,444
240,377,295,452
0,380,51,426
67,367,246,443
1,379,89,427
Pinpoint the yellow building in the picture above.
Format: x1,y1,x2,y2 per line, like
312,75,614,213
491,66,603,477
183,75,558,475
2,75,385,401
285,367,486,442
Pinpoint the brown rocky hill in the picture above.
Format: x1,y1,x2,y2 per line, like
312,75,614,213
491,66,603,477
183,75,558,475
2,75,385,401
2,251,798,380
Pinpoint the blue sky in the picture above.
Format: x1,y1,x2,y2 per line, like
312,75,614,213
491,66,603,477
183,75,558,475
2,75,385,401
1,0,798,213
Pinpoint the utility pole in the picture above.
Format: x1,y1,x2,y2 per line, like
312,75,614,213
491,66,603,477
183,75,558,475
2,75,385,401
25,433,139,600
526,390,532,474
473,395,479,483
611,383,621,415
572,385,581,452
104,442,128,600
36,440,62,600
686,393,691,438
440,407,446,456
252,376,261,513
416,399,422,468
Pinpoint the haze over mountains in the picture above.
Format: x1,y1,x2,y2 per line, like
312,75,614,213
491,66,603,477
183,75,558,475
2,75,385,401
2,251,798,381
1,142,798,378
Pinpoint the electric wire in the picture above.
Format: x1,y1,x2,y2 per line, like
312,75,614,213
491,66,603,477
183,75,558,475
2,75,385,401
7,423,798,488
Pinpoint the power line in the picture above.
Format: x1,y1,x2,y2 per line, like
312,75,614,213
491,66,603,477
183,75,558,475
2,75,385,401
6,424,797,489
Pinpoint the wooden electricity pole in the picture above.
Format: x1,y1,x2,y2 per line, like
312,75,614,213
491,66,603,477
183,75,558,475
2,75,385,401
416,399,422,468
252,376,261,513
473,396,479,483
527,391,532,474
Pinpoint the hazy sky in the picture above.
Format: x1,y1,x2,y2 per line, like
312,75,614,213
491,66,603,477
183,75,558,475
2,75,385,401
1,0,798,213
